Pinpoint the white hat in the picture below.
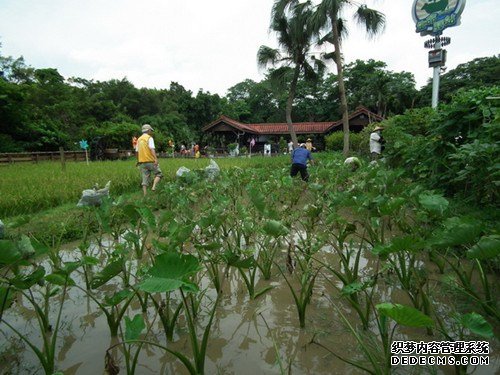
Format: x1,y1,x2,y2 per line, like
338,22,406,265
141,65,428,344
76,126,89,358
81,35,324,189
142,124,154,133
299,143,306,148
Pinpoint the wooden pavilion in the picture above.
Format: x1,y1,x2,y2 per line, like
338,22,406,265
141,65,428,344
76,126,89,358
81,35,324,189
202,106,383,152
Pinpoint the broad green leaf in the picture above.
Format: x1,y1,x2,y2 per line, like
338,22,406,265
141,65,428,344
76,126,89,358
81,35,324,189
104,289,134,306
247,187,266,214
372,236,424,257
232,256,255,269
138,252,201,293
148,253,200,280
0,240,21,265
418,193,449,215
11,266,46,289
125,314,145,341
45,272,75,286
122,204,141,222
138,206,156,228
379,197,406,215
123,231,140,244
263,220,288,238
467,235,500,260
341,282,366,296
82,256,99,265
458,313,494,338
63,261,81,273
430,217,483,248
30,239,50,258
376,303,433,327
91,259,124,289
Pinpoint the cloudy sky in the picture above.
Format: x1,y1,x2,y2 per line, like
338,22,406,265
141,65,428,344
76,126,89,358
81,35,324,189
0,0,497,96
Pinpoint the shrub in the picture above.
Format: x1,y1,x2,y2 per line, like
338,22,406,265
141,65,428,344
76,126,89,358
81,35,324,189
324,131,364,154
383,87,500,205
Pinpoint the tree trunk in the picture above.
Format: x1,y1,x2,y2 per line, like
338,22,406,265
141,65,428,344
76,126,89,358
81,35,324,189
286,65,300,148
331,14,350,156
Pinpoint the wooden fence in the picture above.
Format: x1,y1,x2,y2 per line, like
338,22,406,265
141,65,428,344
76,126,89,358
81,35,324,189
0,150,134,164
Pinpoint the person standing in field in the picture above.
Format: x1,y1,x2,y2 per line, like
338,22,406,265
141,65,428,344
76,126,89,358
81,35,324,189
290,143,314,182
305,138,314,152
369,126,384,160
137,124,163,195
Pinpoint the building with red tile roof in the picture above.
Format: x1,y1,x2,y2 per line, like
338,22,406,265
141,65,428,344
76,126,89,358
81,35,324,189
202,106,383,151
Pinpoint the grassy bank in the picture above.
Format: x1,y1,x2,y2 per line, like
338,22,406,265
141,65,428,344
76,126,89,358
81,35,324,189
0,155,289,218
1,155,291,243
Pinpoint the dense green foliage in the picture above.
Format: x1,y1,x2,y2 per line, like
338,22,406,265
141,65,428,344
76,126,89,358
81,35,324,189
1,42,498,155
383,86,500,206
417,55,500,106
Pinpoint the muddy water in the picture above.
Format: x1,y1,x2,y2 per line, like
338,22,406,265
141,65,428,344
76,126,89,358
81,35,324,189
1,242,499,374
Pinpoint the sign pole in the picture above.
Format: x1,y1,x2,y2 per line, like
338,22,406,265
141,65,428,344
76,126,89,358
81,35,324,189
431,39,442,108
412,0,466,108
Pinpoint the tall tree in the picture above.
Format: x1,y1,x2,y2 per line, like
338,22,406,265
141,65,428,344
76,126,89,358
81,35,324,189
258,0,324,147
311,1,385,155
417,55,500,106
344,59,417,116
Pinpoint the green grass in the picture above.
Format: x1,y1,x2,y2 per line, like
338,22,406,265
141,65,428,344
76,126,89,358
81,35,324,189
0,156,289,218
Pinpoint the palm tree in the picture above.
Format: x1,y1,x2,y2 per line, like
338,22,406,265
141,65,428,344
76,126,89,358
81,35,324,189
311,1,386,155
258,0,324,148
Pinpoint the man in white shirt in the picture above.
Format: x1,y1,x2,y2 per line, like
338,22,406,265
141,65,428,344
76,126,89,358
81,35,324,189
369,126,384,160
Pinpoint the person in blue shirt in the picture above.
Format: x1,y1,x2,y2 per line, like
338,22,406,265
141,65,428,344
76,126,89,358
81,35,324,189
290,143,314,182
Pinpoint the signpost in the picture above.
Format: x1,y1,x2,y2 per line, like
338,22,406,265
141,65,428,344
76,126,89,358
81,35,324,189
412,0,466,108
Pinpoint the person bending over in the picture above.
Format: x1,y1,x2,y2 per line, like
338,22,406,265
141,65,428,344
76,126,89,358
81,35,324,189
290,143,314,182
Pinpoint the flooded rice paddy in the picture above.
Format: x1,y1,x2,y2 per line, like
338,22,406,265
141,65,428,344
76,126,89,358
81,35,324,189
1,238,499,375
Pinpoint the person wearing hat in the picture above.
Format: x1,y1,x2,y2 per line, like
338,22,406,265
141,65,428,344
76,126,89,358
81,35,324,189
305,138,314,152
137,124,163,195
369,126,384,160
290,143,314,182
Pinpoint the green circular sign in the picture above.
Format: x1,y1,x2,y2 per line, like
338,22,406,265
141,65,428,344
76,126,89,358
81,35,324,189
412,0,466,36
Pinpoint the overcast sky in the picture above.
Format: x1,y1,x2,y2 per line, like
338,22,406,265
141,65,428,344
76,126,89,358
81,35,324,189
0,0,498,96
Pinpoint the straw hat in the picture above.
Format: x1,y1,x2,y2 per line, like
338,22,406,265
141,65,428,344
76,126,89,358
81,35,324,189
373,126,384,131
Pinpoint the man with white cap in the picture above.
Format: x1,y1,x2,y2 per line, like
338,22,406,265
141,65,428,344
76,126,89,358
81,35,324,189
369,126,384,160
137,124,163,195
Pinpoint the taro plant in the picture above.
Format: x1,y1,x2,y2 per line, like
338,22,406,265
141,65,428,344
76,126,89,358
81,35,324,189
312,302,434,375
371,235,433,331
105,313,150,375
434,311,494,375
195,241,226,295
0,237,78,374
149,291,183,342
135,251,219,375
277,253,321,329
428,217,500,321
75,257,136,337
225,250,273,300
256,219,289,280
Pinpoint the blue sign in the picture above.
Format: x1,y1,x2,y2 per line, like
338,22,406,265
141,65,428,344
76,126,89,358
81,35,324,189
412,0,466,36
79,140,89,150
